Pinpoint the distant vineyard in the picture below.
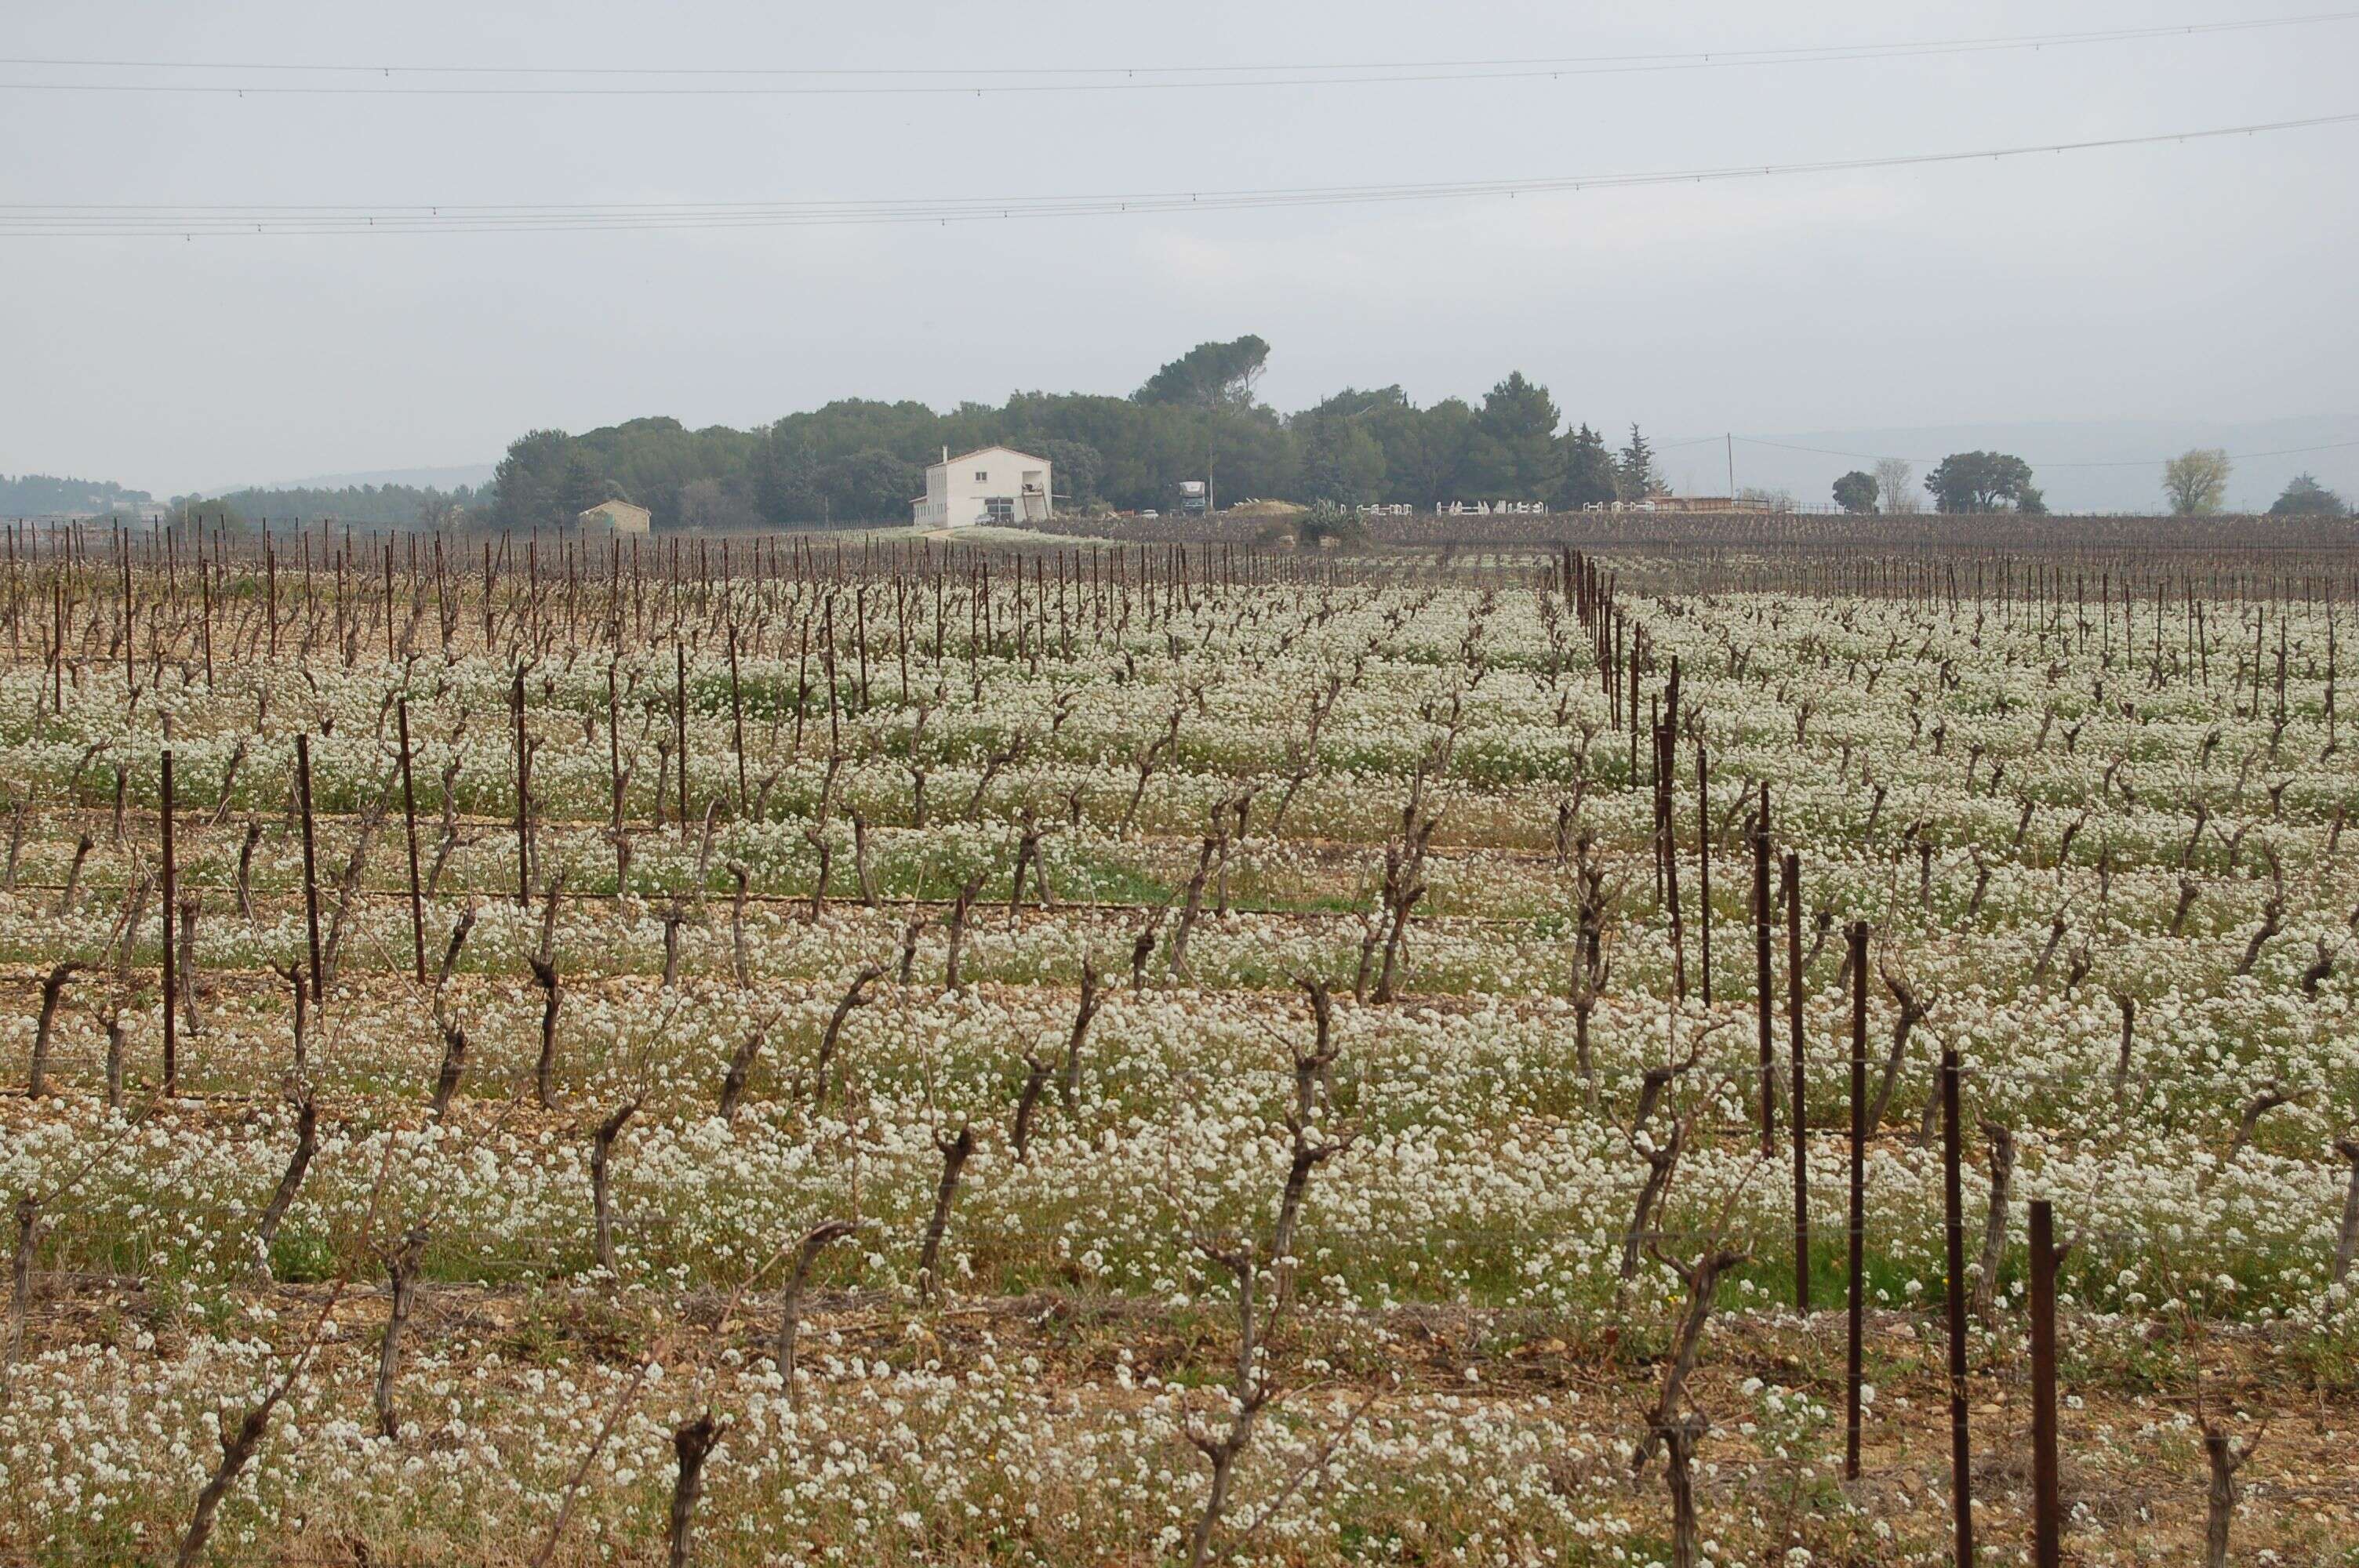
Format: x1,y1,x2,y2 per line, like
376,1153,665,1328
1027,507,2359,551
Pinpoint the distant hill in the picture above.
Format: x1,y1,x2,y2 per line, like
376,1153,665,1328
188,479,482,528
222,463,496,493
168,463,495,529
1,473,157,517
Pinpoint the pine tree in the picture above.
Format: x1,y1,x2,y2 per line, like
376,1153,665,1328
1617,424,1659,501
1557,424,1619,510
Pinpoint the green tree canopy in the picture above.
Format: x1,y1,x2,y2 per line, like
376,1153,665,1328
1031,439,1105,506
1134,336,1271,410
1385,399,1474,509
492,429,588,530
2267,472,2348,517
1925,451,2041,513
2162,448,2232,516
817,449,921,523
471,340,1703,524
1460,372,1562,500
1616,425,1660,501
2,474,153,515
1289,386,1405,505
1300,420,1386,504
1556,423,1619,510
1832,470,1879,514
751,428,823,525
190,481,474,529
179,497,249,534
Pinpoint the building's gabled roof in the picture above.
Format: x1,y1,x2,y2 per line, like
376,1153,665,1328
576,499,652,523
930,445,1050,471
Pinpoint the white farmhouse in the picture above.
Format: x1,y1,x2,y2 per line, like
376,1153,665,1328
912,446,1051,528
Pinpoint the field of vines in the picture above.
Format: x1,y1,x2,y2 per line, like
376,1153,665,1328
2,525,2357,1567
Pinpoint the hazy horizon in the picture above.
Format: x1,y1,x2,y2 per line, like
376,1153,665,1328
147,409,2350,518
5,1,2355,506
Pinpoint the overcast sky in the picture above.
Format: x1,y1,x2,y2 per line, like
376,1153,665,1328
3,1,2354,498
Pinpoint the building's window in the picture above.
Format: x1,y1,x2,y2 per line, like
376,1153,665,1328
976,470,989,481
985,496,1014,523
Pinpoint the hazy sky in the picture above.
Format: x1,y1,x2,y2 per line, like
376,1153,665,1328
4,1,2354,496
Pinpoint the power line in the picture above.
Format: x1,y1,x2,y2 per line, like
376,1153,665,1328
4,110,2353,238
0,12,2348,96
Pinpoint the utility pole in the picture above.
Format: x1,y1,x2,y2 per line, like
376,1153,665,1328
1208,443,1217,517
1726,434,1736,499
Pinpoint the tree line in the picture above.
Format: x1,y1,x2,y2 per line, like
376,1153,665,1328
1,473,154,516
38,334,2343,531
481,337,1674,530
1830,449,2350,518
178,481,482,530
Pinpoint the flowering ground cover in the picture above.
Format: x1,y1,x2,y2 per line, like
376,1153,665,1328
0,532,2355,1565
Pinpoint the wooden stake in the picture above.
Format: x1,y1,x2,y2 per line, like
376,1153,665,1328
513,668,531,906
398,699,427,984
2029,1200,2063,1568
674,643,689,837
121,535,135,688
1755,786,1774,1156
295,734,323,1005
1845,920,1868,1480
1943,1047,1976,1566
1696,740,1711,1007
160,749,177,1095
1785,848,1807,1312
728,619,747,811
